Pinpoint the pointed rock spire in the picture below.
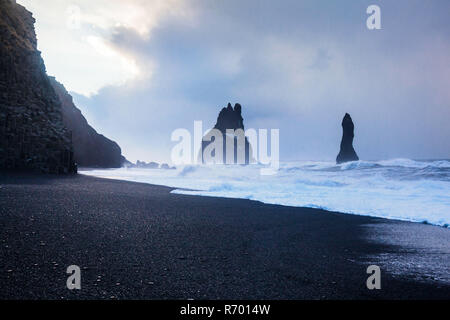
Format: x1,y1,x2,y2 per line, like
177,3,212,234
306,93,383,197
336,113,359,164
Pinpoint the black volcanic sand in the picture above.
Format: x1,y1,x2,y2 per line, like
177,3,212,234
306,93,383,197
0,172,448,299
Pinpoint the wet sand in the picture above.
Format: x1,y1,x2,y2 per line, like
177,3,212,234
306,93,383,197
0,172,448,299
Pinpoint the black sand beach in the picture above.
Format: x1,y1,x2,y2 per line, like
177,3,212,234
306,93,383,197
0,173,448,299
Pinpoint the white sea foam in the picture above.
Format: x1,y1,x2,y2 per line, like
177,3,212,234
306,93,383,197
81,159,450,227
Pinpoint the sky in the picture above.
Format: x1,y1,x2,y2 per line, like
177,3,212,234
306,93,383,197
17,0,450,163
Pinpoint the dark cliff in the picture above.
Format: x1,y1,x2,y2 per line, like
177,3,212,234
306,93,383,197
0,0,125,171
0,0,76,173
336,113,359,164
200,103,252,164
49,77,124,168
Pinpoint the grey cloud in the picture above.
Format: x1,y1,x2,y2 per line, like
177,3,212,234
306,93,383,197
73,0,450,162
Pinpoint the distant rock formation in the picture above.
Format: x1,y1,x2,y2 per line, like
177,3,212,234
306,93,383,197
135,160,159,169
0,0,76,173
200,103,252,164
126,160,175,170
49,77,124,168
336,113,359,164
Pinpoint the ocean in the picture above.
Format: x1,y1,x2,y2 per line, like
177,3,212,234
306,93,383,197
81,159,450,227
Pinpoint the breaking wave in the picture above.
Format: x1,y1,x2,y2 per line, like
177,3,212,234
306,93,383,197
81,159,450,227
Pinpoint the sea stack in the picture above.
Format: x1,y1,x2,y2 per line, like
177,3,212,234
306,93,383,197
336,113,359,164
200,103,252,164
0,0,76,173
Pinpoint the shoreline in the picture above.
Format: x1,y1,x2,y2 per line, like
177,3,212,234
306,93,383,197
171,189,450,229
80,169,450,230
0,172,449,299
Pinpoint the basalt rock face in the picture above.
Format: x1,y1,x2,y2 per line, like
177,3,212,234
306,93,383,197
49,77,124,168
200,103,252,164
336,113,359,164
0,0,76,173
